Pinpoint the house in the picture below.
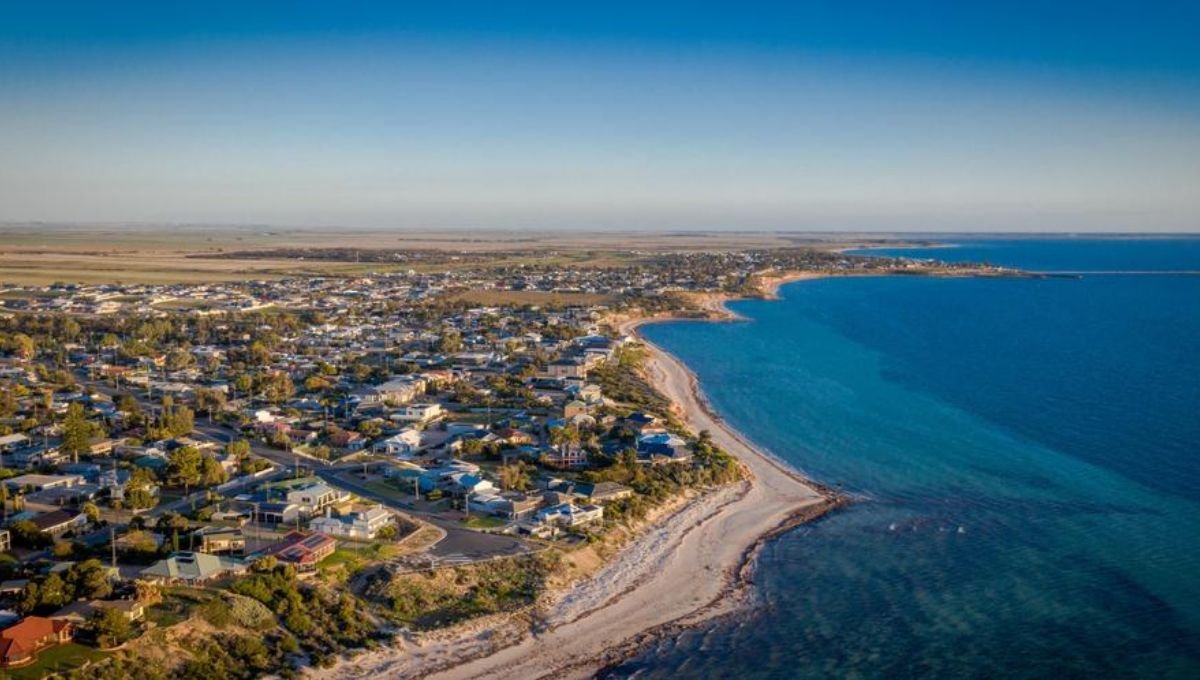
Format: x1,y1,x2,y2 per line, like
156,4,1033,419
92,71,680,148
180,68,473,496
391,403,444,424
285,482,347,515
447,473,495,496
535,502,604,527
327,429,365,451
92,599,145,622
0,616,74,667
0,531,9,552
623,412,663,434
0,434,30,454
191,526,246,555
573,481,634,503
355,376,426,406
636,432,692,463
563,400,588,419
309,506,394,540
140,552,247,584
375,429,422,457
50,599,144,625
259,531,337,569
467,492,541,520
576,383,603,404
4,474,84,493
546,358,587,379
540,446,588,469
255,502,302,525
30,510,88,536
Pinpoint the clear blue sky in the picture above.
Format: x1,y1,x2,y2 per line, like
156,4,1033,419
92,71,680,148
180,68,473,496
2,1,1198,231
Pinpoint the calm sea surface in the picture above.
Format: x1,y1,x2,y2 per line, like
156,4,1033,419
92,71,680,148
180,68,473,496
611,238,1200,679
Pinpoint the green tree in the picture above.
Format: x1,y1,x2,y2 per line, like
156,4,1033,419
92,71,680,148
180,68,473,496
90,607,133,648
9,333,35,361
167,446,203,494
9,519,52,548
201,456,228,487
81,501,101,523
61,401,95,463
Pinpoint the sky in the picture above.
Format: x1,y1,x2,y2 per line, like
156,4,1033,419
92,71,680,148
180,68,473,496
1,1,1198,232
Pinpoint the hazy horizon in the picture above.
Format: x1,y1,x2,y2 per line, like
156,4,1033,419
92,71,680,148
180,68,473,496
3,2,1198,233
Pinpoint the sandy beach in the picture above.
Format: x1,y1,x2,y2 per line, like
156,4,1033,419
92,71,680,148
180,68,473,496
315,285,840,680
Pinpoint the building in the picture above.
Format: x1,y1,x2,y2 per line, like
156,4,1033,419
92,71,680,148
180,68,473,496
3,474,84,493
50,599,145,625
355,376,426,406
636,432,692,463
309,506,394,540
535,502,604,528
375,429,422,457
574,481,634,503
467,493,541,520
563,400,588,418
0,616,74,667
546,358,587,379
191,526,246,555
0,530,9,552
285,482,347,515
540,446,588,469
140,552,247,584
30,510,88,536
0,434,30,454
391,403,444,424
255,502,302,525
259,531,337,569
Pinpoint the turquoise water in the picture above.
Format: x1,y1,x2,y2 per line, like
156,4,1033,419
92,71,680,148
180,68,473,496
611,239,1200,679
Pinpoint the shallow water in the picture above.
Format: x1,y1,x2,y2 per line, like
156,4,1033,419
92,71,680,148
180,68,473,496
612,238,1200,679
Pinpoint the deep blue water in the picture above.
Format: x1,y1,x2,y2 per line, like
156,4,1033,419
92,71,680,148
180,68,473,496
613,238,1200,679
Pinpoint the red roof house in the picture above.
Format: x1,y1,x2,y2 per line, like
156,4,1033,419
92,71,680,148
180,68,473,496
0,616,74,667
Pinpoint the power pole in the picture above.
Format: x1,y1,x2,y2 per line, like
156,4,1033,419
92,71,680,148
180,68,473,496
110,526,117,570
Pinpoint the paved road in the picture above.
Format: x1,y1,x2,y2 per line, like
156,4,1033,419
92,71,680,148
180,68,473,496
315,469,534,562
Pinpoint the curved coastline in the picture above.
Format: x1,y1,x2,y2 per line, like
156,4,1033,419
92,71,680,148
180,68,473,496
315,277,843,680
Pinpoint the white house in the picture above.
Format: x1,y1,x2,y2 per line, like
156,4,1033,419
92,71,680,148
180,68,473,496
390,403,444,424
286,482,348,515
375,429,423,457
535,502,604,527
309,506,394,540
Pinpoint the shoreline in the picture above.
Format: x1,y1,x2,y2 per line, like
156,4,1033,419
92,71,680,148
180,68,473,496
314,275,843,680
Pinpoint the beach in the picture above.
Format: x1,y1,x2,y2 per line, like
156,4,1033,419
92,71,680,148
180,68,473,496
316,291,840,679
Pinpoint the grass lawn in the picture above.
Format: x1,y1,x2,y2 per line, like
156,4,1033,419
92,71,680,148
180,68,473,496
364,479,418,501
7,643,108,679
318,542,403,579
463,516,507,529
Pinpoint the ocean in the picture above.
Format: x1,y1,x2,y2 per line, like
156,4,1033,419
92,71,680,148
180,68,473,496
610,238,1200,679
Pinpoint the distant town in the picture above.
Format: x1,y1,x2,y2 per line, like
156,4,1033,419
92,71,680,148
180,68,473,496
0,246,1005,677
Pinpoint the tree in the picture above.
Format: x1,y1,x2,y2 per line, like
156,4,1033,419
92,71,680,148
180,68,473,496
10,333,35,361
226,439,251,460
133,579,162,605
201,456,228,487
436,331,462,353
37,573,70,609
195,388,227,420
9,519,52,548
262,372,294,403
166,349,195,371
67,559,113,600
81,501,101,523
90,607,133,648
498,461,532,491
61,402,95,463
167,446,202,494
